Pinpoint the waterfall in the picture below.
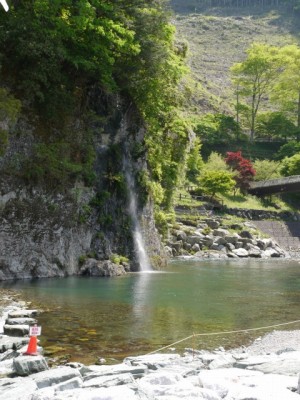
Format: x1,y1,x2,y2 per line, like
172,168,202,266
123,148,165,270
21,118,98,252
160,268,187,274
124,164,152,272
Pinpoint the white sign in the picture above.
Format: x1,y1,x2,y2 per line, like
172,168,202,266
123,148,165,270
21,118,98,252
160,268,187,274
29,325,42,336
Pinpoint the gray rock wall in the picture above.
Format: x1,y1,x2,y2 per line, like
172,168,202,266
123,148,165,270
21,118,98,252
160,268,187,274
0,102,165,280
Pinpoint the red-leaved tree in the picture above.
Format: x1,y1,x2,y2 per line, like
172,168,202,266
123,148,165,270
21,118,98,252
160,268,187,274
225,151,256,193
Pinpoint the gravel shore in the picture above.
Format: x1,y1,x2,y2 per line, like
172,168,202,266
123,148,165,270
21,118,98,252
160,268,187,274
235,329,300,355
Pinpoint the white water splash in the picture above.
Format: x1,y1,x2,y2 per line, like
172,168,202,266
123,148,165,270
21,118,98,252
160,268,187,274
0,0,9,12
125,166,152,272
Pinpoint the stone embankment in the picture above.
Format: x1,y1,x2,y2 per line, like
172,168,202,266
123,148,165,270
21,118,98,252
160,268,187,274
2,302,300,399
164,217,287,259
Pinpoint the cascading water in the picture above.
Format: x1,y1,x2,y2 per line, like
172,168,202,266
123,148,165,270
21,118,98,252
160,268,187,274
124,163,152,272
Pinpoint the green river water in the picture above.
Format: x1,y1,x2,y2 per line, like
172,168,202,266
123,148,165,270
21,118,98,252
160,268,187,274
1,259,300,364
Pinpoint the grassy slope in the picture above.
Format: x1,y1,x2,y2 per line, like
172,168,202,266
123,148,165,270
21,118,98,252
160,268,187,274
171,3,299,115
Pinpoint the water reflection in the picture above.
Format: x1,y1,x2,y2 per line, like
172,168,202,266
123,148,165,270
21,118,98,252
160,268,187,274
1,260,300,363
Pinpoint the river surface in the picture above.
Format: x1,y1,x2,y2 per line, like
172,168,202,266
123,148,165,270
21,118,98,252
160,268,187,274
1,259,300,364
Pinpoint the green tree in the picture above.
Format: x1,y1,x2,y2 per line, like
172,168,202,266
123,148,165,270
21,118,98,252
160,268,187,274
193,113,241,144
280,153,300,176
231,43,283,141
255,112,297,140
271,45,300,138
253,159,282,181
198,170,235,199
204,152,230,172
275,141,300,160
186,137,203,183
0,1,190,205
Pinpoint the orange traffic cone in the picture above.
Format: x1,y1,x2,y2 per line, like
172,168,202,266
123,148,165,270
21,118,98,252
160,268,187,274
24,335,38,356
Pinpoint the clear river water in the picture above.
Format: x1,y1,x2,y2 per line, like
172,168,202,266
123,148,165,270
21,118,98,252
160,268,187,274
1,258,300,364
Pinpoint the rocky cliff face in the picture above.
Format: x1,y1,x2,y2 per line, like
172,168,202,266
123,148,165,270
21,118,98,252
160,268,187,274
0,99,165,280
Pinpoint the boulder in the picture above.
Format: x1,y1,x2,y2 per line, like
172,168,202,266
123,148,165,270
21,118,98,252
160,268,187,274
214,236,227,246
171,241,183,253
164,246,173,257
32,366,82,389
201,236,214,247
80,363,147,380
176,231,187,241
235,241,244,249
80,259,126,277
0,359,15,377
209,354,236,369
264,248,281,258
232,248,249,257
54,377,83,391
225,234,240,244
226,243,235,251
13,355,49,376
248,248,262,258
0,377,37,400
198,368,263,398
8,310,39,319
83,372,135,388
240,230,254,239
206,219,220,229
5,318,37,326
0,336,29,353
186,236,202,246
3,325,29,337
191,243,201,252
125,353,181,369
213,229,229,238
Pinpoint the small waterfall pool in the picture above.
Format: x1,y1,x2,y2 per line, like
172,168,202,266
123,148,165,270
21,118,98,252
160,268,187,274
1,259,300,364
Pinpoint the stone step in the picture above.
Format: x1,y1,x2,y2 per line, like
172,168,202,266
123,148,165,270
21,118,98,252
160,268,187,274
3,325,29,337
5,318,37,326
7,310,38,319
0,336,30,353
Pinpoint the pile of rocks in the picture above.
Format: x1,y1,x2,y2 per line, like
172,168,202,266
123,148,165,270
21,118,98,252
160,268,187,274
1,340,300,399
164,218,286,259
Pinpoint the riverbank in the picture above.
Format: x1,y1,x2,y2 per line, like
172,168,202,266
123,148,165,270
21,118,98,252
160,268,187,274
165,216,294,260
1,303,300,399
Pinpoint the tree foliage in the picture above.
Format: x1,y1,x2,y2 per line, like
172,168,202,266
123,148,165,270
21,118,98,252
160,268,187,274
193,113,242,144
271,45,300,133
280,153,300,176
252,159,281,181
255,112,297,140
275,141,300,160
0,0,190,205
225,151,256,193
231,43,284,141
198,170,235,198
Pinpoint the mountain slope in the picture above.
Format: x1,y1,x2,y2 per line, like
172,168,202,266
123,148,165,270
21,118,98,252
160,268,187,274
171,3,300,115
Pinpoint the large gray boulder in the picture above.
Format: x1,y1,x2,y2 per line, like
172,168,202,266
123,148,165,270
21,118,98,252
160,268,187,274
0,377,37,400
232,248,249,257
32,366,82,389
79,259,126,277
83,372,135,388
13,355,49,376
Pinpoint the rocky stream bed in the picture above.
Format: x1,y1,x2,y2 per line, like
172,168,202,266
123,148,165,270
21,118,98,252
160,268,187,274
1,295,300,399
